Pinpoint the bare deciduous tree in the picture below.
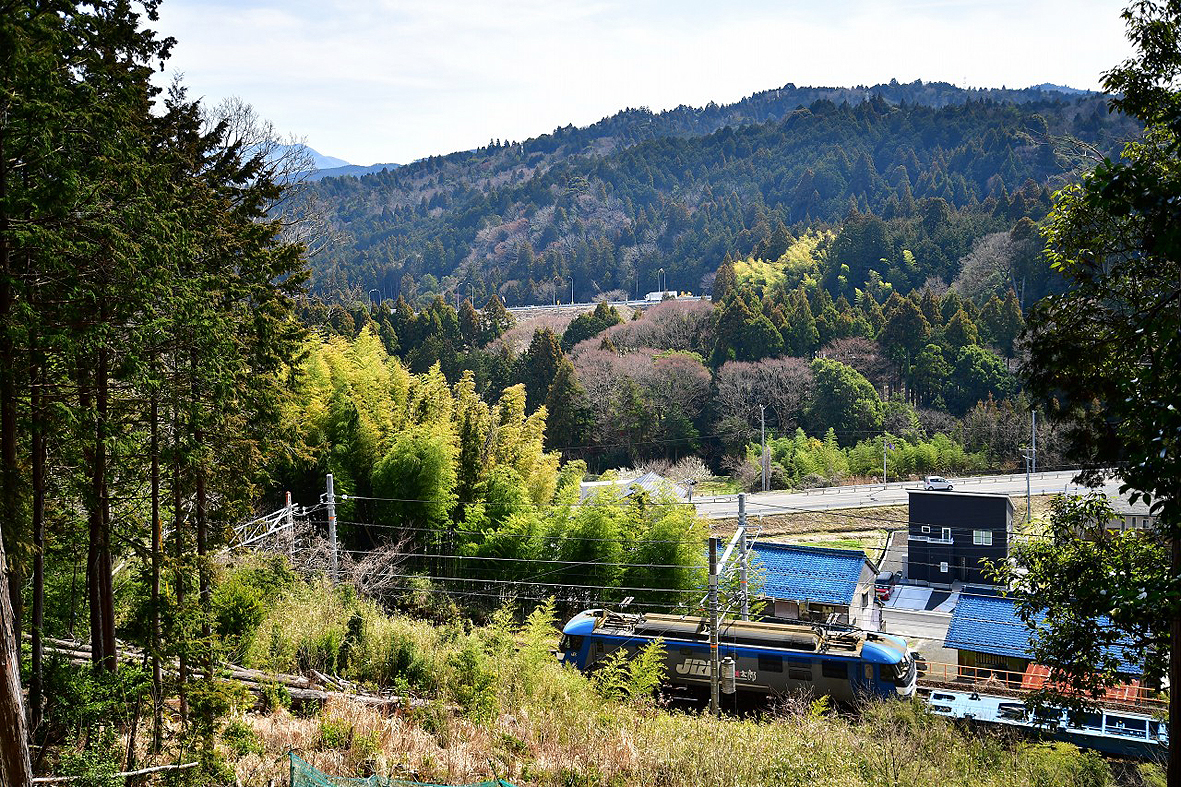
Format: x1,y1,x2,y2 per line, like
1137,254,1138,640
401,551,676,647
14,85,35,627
951,231,1017,306
715,357,813,432
582,300,714,355
818,337,891,394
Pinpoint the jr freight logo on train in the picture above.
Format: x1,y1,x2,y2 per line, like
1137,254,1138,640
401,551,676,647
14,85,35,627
675,658,756,681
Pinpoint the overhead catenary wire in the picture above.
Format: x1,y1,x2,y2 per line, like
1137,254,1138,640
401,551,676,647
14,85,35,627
326,514,1074,545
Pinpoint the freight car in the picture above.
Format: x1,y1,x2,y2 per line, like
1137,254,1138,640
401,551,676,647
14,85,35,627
922,688,1168,760
558,609,916,702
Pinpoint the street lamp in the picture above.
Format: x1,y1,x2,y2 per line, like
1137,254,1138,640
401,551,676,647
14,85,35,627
368,288,378,308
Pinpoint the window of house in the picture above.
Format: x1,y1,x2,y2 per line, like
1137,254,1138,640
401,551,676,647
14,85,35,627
939,561,949,573
821,661,848,680
862,592,870,608
973,530,993,546
921,525,930,534
978,652,1011,670
941,527,951,540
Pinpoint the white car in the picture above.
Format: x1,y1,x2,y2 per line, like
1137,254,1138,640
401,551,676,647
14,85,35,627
923,476,954,491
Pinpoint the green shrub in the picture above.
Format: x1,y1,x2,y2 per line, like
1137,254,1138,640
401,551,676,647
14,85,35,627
1017,742,1111,787
221,718,263,757
58,729,121,787
444,643,497,722
319,714,354,749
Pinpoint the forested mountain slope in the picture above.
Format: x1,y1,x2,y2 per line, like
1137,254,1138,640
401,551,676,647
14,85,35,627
308,81,1136,305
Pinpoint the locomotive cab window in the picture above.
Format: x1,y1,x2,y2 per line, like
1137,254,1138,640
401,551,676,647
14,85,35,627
560,635,584,653
821,661,848,680
757,655,783,672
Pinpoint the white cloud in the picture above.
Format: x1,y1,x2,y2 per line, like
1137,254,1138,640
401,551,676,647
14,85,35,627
153,0,1132,165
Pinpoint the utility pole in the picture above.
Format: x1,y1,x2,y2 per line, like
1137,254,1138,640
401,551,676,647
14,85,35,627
760,405,768,492
882,438,890,488
1022,450,1032,524
1031,410,1037,475
708,536,720,717
325,474,338,583
738,494,749,620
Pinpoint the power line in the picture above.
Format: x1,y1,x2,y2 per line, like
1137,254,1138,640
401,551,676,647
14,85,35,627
327,514,1071,546
337,550,697,570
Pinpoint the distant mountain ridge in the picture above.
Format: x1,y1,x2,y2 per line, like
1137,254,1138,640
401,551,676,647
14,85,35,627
1027,83,1092,96
305,161,401,181
305,78,1135,307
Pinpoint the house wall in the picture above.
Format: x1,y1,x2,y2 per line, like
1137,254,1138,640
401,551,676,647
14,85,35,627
908,492,1012,585
773,600,800,619
848,566,880,630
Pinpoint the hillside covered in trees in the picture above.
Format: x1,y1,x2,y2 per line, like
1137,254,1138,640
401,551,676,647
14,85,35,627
308,80,1137,307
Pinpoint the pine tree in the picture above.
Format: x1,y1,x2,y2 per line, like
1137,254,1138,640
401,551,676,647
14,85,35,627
544,356,590,453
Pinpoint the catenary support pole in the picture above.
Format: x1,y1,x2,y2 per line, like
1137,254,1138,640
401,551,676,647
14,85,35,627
708,536,720,717
738,494,749,620
285,491,294,561
326,474,338,583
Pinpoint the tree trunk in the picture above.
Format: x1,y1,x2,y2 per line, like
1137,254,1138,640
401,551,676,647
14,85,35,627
172,425,186,723
196,448,210,679
0,523,32,787
93,341,115,673
0,117,21,656
30,337,44,729
0,246,21,654
1170,533,1179,787
150,388,162,751
81,363,102,670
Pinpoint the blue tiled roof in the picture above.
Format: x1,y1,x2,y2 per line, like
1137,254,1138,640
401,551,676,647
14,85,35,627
748,543,868,606
945,588,1142,675
944,589,1035,659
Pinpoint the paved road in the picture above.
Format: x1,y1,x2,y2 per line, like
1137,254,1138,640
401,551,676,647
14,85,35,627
692,469,1084,520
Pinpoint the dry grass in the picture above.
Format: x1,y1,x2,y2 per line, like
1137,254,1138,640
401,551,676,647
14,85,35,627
232,692,1118,787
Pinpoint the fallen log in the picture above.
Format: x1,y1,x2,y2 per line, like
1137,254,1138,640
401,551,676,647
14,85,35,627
28,635,421,710
32,761,198,783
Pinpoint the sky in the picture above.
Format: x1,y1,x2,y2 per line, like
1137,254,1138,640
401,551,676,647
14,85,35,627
152,0,1135,167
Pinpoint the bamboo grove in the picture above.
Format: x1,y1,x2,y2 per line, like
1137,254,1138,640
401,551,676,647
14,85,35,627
1,0,308,753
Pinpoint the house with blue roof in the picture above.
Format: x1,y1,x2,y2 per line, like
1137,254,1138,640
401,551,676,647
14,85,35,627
579,471,687,502
944,587,1144,683
747,542,880,630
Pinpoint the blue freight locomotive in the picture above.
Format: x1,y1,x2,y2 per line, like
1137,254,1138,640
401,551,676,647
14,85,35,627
558,609,916,701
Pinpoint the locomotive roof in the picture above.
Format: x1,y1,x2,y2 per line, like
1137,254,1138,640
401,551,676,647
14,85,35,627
584,610,884,658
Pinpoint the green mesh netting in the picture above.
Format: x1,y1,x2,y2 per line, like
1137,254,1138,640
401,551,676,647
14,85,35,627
289,753,516,787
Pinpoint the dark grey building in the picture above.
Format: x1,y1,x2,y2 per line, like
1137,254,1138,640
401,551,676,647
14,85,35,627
906,489,1013,585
